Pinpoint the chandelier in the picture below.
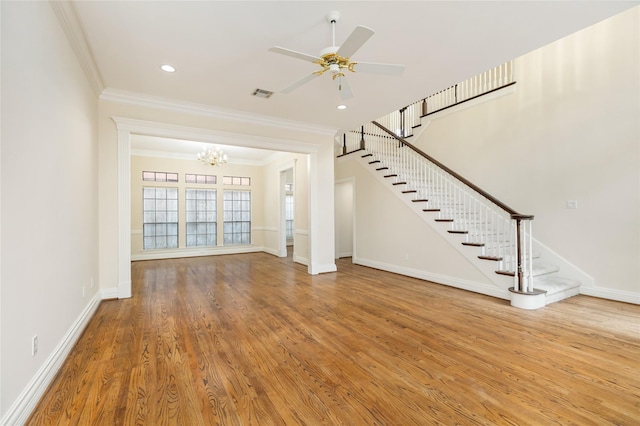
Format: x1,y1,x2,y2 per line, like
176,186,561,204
197,146,228,166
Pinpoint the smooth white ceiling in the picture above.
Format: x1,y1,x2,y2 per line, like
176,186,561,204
131,134,287,165
73,1,636,158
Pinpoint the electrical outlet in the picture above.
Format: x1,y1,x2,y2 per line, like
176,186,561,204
566,200,578,209
32,335,38,356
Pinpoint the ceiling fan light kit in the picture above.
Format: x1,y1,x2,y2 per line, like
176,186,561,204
269,10,405,100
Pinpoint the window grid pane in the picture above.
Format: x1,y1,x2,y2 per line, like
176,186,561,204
186,188,217,247
143,171,179,182
143,186,178,250
285,194,294,240
223,176,251,186
223,190,251,246
186,173,216,184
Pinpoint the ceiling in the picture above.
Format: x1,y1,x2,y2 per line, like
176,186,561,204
131,134,288,165
72,1,636,159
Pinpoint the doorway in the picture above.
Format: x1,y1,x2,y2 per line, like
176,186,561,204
279,165,295,259
334,178,354,259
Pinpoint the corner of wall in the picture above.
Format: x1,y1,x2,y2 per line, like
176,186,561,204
0,292,102,425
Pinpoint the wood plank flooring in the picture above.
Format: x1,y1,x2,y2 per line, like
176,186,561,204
28,253,640,425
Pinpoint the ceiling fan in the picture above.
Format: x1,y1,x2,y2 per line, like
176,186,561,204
269,11,405,100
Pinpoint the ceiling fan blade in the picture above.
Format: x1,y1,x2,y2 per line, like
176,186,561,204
268,46,321,63
352,61,405,76
336,25,374,58
334,75,353,100
281,73,320,94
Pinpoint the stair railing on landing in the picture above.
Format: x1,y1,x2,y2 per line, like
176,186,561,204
371,61,515,139
341,121,535,294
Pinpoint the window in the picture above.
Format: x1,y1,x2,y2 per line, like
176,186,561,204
143,171,178,182
185,174,216,184
223,190,251,245
223,176,251,186
143,187,178,250
185,189,217,247
285,194,294,240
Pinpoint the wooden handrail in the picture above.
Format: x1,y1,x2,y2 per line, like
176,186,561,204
371,121,533,220
422,81,517,118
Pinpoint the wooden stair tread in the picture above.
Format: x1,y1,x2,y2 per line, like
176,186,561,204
376,167,389,171
448,230,468,234
384,174,397,178
402,190,417,194
462,242,485,247
478,255,503,261
411,199,429,202
392,182,407,186
435,218,453,222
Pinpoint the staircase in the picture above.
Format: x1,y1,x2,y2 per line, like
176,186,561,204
337,62,581,309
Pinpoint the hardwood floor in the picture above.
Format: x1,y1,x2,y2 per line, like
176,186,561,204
28,253,640,425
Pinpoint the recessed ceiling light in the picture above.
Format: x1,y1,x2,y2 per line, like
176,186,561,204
337,104,347,110
160,64,176,73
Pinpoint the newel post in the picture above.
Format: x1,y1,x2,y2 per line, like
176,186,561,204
342,134,347,155
359,126,365,150
509,214,545,310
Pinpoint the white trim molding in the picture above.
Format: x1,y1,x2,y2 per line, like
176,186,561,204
580,286,640,305
131,245,265,261
113,117,335,298
100,288,119,300
1,291,103,425
49,0,104,96
293,254,310,266
354,256,510,301
103,89,337,137
112,116,322,154
131,148,288,167
117,128,132,299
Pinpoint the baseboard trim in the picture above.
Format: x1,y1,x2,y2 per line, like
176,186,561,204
1,292,102,426
101,287,119,300
293,254,309,266
262,247,279,257
118,280,132,299
309,262,338,275
131,245,265,261
353,256,510,300
580,286,640,305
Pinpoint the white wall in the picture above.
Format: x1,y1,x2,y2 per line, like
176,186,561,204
261,153,309,263
337,8,639,302
335,157,497,294
413,7,639,298
98,99,336,296
334,179,354,258
1,1,99,421
130,155,265,259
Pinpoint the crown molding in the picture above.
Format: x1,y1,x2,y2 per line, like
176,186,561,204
112,116,321,155
49,0,104,96
130,148,288,167
102,88,337,138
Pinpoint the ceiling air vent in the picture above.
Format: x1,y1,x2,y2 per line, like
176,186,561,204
252,88,274,99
